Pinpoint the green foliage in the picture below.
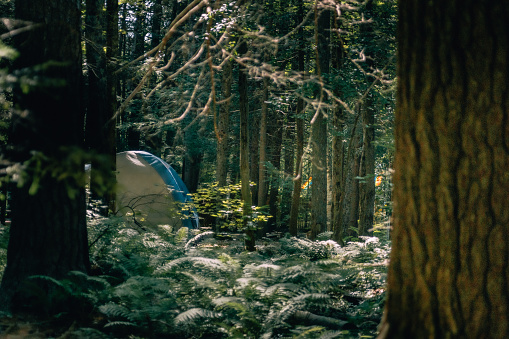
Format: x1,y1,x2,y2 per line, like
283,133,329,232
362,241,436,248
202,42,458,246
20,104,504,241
64,212,391,338
0,210,389,337
189,181,271,232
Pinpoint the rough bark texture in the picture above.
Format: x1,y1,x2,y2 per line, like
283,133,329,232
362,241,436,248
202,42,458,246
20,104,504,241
310,4,330,239
249,99,260,206
216,58,233,187
288,0,305,236
357,0,376,236
289,99,305,236
331,13,345,242
379,1,509,338
238,40,255,251
258,76,269,207
1,0,89,310
266,115,283,234
358,101,375,235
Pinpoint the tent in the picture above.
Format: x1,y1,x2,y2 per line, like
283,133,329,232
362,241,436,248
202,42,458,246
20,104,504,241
115,151,199,230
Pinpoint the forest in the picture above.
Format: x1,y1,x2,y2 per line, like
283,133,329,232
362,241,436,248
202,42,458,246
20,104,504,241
1,0,509,338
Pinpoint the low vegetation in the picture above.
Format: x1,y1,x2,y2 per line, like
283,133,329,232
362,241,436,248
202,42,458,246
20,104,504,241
0,210,389,338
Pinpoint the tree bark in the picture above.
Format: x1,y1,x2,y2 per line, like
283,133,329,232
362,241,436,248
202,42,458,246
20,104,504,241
288,0,306,236
257,76,269,207
266,114,283,234
357,0,376,236
216,58,233,187
85,0,116,213
331,10,345,244
1,0,89,310
238,40,255,251
309,2,330,239
249,98,260,206
379,1,509,338
289,100,305,236
358,101,376,236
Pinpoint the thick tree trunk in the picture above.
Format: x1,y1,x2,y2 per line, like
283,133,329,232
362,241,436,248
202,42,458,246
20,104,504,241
216,58,233,187
309,3,330,239
379,1,509,338
1,0,89,310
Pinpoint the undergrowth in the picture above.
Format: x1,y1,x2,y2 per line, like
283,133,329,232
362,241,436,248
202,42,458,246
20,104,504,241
0,213,390,338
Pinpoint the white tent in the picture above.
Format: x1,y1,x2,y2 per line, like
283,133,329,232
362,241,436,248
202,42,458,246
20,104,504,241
115,151,199,230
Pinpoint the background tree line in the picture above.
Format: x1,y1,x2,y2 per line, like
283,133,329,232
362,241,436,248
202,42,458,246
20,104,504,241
84,0,396,242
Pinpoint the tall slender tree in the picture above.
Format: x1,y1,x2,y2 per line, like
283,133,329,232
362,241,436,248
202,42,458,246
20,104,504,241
288,0,306,236
310,1,330,239
216,58,233,186
379,1,509,337
85,0,116,213
358,0,376,236
238,39,255,251
0,0,89,310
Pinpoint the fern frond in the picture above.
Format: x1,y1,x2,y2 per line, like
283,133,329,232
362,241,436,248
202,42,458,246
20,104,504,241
292,293,330,302
318,330,347,338
103,321,137,328
180,271,221,290
99,302,131,319
262,283,300,298
211,296,244,307
174,307,222,326
28,275,66,289
67,270,112,289
185,231,215,250
156,256,229,274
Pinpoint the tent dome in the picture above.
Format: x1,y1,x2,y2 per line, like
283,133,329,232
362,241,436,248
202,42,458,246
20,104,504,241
116,151,199,230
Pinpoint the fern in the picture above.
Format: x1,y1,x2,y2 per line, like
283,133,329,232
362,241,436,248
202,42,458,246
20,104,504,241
174,307,222,326
103,321,137,328
99,302,131,319
156,256,230,275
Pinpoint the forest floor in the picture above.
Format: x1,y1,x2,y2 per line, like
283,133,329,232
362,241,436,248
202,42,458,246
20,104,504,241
0,226,390,338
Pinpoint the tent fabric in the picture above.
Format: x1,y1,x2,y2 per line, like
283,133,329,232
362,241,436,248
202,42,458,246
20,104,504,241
116,151,199,229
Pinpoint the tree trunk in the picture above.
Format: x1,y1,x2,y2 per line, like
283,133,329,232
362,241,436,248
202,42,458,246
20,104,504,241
257,76,269,207
289,100,305,236
309,2,330,239
151,0,163,48
1,0,89,310
379,2,509,338
183,152,202,193
85,0,116,213
249,98,260,206
238,40,255,251
331,11,345,244
216,58,233,187
358,101,375,236
341,131,361,237
266,115,283,234
357,0,376,236
288,0,306,237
